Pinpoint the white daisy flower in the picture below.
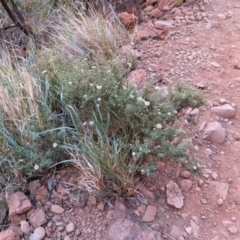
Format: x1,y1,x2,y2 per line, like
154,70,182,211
53,143,58,148
34,164,40,171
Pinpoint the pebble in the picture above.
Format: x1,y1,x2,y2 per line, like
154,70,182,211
29,227,45,240
217,198,224,206
204,148,212,156
228,226,238,235
66,222,75,233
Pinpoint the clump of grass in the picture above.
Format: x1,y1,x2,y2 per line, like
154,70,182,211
0,5,205,197
53,7,135,66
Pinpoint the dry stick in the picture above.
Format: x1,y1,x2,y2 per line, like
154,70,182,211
0,0,35,38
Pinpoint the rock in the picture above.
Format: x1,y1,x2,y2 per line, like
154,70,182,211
118,12,137,30
109,219,141,240
50,205,65,215
142,205,157,222
211,172,218,180
66,222,75,233
35,186,48,203
7,192,32,217
190,219,200,238
9,213,26,225
209,181,229,200
169,225,183,238
204,148,212,156
211,104,236,118
228,226,238,235
97,202,105,211
154,20,173,31
29,227,45,240
28,209,47,228
180,179,193,192
180,171,191,179
166,180,184,209
20,220,30,235
108,219,160,240
113,200,127,220
127,69,148,88
148,8,163,18
217,13,226,20
216,198,224,206
203,121,225,144
0,229,20,240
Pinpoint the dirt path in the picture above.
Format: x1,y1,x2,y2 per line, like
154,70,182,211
134,0,240,239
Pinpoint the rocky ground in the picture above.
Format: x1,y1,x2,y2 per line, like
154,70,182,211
1,0,240,239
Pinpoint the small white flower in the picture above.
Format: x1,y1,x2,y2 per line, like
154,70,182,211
130,95,134,99
96,85,102,90
132,152,136,156
96,104,100,108
42,70,47,74
97,98,101,101
83,94,87,98
34,164,39,171
141,169,145,174
156,124,162,129
89,83,94,87
168,112,171,115
193,166,197,170
155,86,160,90
145,101,150,106
89,121,94,125
69,82,72,85
83,122,87,126
53,143,58,148
137,97,144,102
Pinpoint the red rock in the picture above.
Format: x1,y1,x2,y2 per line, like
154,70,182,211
148,8,163,18
113,200,126,220
203,121,225,144
180,179,193,192
8,213,26,225
118,12,137,30
7,192,32,216
35,186,48,203
0,229,20,240
142,205,157,222
20,220,30,235
28,209,47,228
211,104,236,119
127,69,147,88
166,180,184,209
50,204,65,214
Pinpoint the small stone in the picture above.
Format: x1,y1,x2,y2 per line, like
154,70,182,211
185,227,192,235
20,220,30,235
201,199,208,204
118,12,137,30
7,192,32,216
211,172,218,180
231,217,237,222
190,219,200,238
64,236,71,240
211,104,236,119
154,20,173,30
217,13,226,20
228,226,238,235
28,209,47,228
166,180,184,209
204,148,212,156
180,180,193,192
88,195,97,206
66,222,75,233
50,205,65,215
169,225,183,238
29,227,45,240
113,200,127,220
0,228,20,240
217,198,224,206
142,205,157,222
203,121,225,144
97,202,105,211
127,69,147,88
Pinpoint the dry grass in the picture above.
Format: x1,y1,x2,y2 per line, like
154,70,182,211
53,7,129,63
0,50,44,129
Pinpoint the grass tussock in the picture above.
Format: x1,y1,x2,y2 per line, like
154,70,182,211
0,5,205,196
